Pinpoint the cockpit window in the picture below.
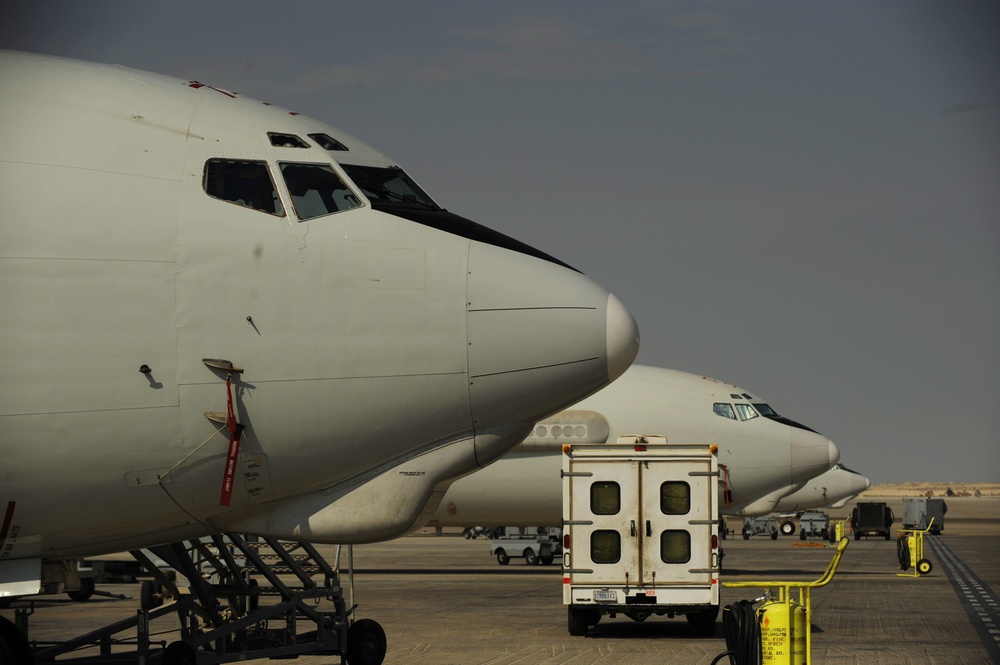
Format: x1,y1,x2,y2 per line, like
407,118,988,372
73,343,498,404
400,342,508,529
279,162,362,221
309,133,349,151
713,403,736,420
203,159,284,216
268,132,310,148
340,164,439,210
734,404,759,421
753,403,778,417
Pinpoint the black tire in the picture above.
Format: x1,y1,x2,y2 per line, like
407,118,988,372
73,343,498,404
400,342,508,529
686,605,719,637
917,558,933,576
820,528,828,540
0,616,34,665
779,521,796,536
568,607,588,636
770,530,778,541
541,556,554,566
742,530,750,541
161,640,198,665
67,576,95,602
799,529,806,541
885,531,891,540
347,618,387,665
495,550,509,566
524,548,538,565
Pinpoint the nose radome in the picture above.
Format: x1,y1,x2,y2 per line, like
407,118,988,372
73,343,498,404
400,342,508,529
606,292,640,383
790,431,840,485
465,242,639,430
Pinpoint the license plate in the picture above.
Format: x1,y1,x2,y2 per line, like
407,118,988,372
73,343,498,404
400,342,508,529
594,589,616,602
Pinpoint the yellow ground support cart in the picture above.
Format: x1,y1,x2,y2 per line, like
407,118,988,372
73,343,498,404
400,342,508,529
718,537,849,665
897,517,934,577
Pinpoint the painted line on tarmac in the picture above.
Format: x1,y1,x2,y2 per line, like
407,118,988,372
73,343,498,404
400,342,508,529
927,537,1000,662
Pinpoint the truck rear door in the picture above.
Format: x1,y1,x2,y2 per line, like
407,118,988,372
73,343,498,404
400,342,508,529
567,454,716,589
641,458,716,587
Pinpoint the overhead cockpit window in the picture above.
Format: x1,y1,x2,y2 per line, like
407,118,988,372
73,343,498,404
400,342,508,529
734,404,759,421
753,403,778,417
309,133,349,151
713,403,736,420
203,159,284,216
268,132,310,148
340,164,439,210
730,394,742,400
279,162,362,221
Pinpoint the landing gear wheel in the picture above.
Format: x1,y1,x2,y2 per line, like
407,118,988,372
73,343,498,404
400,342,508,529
161,640,198,665
780,520,796,536
568,607,588,636
686,605,719,637
0,616,34,665
495,550,509,565
917,558,933,575
67,577,95,601
140,580,164,611
346,618,387,665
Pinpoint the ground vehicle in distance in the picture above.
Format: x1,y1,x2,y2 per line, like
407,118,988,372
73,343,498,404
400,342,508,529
902,498,946,535
852,502,894,540
489,527,561,565
742,516,779,540
562,436,720,636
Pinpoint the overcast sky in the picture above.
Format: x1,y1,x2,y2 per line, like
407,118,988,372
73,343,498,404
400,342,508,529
3,1,997,484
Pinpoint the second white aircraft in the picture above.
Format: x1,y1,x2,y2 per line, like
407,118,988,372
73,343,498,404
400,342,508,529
428,365,840,529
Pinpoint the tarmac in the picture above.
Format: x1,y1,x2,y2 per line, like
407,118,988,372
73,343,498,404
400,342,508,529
5,496,999,664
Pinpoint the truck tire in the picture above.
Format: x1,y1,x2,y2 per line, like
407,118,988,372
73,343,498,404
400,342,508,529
495,550,509,566
686,605,719,637
742,530,750,541
770,529,778,540
568,607,588,636
541,556,554,566
524,548,539,565
799,529,806,541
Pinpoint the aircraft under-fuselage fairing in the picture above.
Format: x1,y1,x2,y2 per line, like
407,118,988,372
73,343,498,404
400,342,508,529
427,364,840,530
0,50,639,600
774,463,872,513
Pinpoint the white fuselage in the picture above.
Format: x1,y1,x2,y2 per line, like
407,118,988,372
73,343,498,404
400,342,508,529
0,51,639,563
428,365,840,527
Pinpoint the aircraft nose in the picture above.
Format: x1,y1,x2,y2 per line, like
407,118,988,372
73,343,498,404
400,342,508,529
465,242,639,430
790,430,840,484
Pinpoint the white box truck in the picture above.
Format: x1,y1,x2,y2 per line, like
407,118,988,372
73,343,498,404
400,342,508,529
561,436,721,636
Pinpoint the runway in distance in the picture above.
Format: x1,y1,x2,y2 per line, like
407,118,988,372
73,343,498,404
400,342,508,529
0,51,640,599
428,365,840,529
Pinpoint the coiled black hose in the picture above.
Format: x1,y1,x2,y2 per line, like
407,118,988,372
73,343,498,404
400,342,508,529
711,600,761,665
896,534,910,570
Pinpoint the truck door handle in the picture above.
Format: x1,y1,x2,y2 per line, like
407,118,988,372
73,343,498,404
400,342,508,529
646,520,652,537
630,520,636,537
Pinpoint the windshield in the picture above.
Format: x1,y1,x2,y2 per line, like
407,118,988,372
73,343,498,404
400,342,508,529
340,164,439,210
753,403,778,417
